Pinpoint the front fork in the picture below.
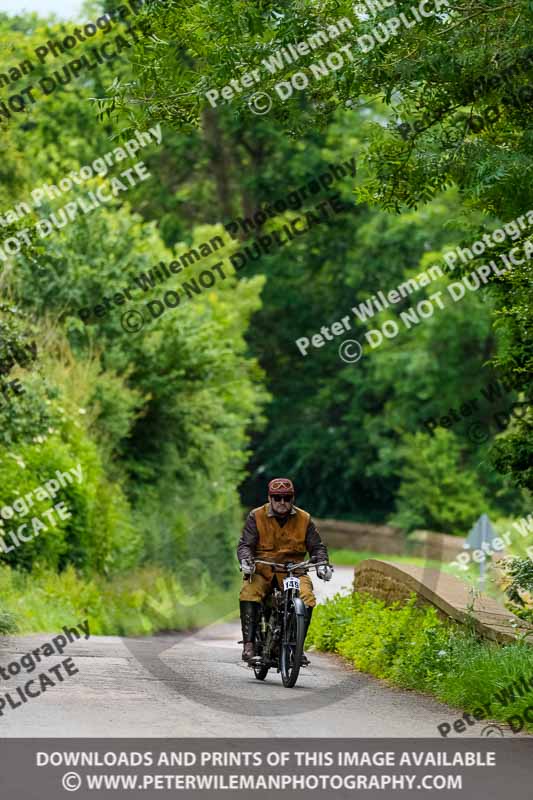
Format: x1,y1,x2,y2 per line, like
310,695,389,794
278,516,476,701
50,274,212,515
282,590,306,640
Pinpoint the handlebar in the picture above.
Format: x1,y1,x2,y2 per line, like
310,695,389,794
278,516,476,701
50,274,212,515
253,559,331,574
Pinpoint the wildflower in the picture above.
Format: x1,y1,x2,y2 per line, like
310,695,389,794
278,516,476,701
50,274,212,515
7,453,25,468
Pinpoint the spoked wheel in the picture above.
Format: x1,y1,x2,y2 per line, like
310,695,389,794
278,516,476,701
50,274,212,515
280,605,305,688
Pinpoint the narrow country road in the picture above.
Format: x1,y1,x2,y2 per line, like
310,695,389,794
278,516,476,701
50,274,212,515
0,568,520,737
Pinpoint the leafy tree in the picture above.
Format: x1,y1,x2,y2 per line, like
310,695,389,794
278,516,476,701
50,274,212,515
0,9,268,588
0,0,529,616
391,430,491,535
102,0,532,492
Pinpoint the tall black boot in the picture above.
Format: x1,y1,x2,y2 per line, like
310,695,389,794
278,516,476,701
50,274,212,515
239,601,260,661
301,606,313,666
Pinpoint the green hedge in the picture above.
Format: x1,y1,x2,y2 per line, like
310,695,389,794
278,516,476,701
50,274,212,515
308,592,533,732
0,432,141,574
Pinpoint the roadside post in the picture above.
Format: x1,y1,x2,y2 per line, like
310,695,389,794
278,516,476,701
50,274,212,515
464,513,501,590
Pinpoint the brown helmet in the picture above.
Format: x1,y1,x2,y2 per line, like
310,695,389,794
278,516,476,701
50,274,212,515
268,478,294,496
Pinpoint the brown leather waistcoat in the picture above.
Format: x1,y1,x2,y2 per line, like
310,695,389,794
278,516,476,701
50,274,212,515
254,503,309,566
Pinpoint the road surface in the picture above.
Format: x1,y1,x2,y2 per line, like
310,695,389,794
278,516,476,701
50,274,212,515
0,568,520,737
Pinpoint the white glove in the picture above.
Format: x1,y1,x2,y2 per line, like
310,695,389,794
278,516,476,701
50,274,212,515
240,558,255,575
317,565,333,581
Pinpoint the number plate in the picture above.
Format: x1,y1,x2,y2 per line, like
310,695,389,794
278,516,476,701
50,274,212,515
283,576,300,591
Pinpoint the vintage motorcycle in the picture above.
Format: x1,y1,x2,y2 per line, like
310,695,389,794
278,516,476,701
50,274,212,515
245,558,331,688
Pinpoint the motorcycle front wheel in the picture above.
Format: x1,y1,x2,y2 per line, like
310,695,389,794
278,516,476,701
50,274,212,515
280,604,305,688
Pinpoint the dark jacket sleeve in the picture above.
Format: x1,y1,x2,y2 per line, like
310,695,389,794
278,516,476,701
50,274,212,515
305,517,329,562
237,511,259,562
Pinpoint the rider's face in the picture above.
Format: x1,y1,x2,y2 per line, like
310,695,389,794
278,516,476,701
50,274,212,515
269,494,294,515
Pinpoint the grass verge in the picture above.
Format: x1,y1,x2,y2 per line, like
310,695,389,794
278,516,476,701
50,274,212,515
0,564,240,636
329,549,456,571
307,591,533,734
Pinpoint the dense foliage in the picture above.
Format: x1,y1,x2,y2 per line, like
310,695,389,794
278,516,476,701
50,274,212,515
503,556,533,623
0,0,531,629
0,7,269,626
100,0,531,510
308,592,533,731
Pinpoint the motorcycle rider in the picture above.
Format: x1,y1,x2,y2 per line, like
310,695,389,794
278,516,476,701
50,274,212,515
237,477,333,663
